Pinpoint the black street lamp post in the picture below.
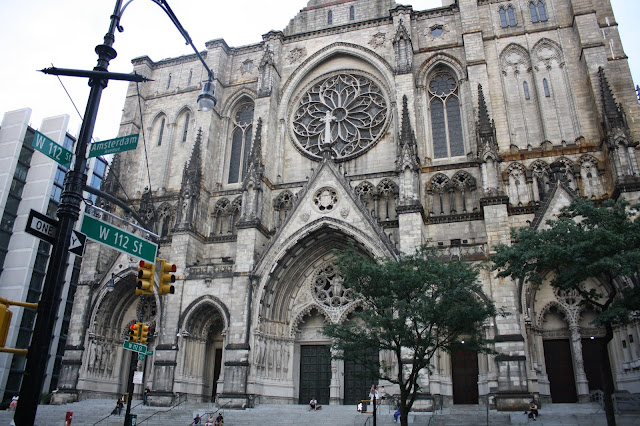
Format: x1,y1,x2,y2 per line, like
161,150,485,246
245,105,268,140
14,1,215,424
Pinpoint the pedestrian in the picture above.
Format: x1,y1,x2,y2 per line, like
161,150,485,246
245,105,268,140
369,384,379,405
115,397,124,415
143,387,150,405
193,413,201,425
214,413,224,425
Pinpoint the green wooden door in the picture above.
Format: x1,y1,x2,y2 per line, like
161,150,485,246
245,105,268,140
299,345,331,404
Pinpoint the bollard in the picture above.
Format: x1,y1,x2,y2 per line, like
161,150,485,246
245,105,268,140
64,411,73,425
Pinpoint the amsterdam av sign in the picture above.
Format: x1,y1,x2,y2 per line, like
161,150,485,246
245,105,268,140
88,134,139,158
80,214,158,263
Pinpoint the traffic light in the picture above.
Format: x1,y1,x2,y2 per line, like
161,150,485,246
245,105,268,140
139,323,150,343
158,259,176,295
136,260,155,295
129,323,140,342
0,301,12,347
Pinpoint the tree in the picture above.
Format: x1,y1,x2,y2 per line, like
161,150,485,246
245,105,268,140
490,197,640,426
323,245,498,426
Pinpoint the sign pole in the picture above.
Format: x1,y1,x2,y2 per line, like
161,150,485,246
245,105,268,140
14,2,125,424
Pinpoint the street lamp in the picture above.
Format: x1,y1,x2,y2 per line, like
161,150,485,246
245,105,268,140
15,1,215,424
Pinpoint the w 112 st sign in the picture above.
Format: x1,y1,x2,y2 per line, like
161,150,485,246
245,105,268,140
80,214,157,263
32,131,73,168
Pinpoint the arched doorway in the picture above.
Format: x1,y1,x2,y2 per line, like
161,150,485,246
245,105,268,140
451,344,479,404
82,274,158,396
177,300,226,401
295,309,331,405
541,305,577,402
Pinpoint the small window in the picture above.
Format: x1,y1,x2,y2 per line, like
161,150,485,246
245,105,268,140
188,69,193,85
507,6,517,27
538,2,548,21
499,8,508,28
157,118,165,146
243,61,253,72
182,113,190,142
431,26,444,37
166,73,172,90
349,5,355,21
523,81,530,100
328,10,333,25
543,78,551,97
530,3,539,23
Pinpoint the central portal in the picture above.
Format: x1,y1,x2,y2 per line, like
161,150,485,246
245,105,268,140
299,345,331,404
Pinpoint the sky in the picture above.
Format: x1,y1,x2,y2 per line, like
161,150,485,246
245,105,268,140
0,0,637,142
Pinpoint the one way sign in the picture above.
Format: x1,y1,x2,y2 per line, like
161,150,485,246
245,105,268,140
69,230,87,257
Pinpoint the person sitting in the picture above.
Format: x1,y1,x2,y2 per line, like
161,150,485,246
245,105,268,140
8,396,18,411
205,414,214,426
526,401,539,421
393,405,401,422
214,413,224,425
309,397,318,411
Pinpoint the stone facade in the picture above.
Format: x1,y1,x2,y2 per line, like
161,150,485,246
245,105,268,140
55,0,640,410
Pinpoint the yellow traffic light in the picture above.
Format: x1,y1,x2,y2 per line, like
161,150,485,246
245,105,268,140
0,301,12,347
139,323,150,343
129,323,140,342
136,260,155,295
158,260,176,295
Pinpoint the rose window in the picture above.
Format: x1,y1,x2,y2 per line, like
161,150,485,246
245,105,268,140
311,262,353,308
292,72,389,161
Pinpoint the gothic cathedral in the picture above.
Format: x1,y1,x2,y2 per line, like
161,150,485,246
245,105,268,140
55,0,640,409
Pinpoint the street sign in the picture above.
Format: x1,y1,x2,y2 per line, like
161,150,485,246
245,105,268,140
69,230,87,257
146,350,153,356
138,354,146,361
25,209,58,244
123,340,148,354
80,214,158,263
32,131,73,168
88,134,139,158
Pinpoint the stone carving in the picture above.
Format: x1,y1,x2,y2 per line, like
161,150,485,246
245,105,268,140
311,261,353,308
369,32,386,49
292,72,389,161
340,207,350,218
240,59,254,75
313,187,338,213
287,47,307,64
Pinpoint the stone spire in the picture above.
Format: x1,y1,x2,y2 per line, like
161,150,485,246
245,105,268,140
476,84,499,161
396,95,420,172
176,128,203,228
393,20,413,74
258,46,277,97
599,67,631,142
241,118,265,220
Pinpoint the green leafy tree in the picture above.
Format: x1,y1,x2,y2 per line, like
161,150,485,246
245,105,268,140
490,197,640,426
323,245,498,426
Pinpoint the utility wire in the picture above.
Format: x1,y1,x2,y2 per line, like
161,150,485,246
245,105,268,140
136,81,154,194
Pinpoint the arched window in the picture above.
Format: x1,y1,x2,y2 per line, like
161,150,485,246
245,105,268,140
182,112,190,142
328,10,333,25
530,2,539,23
428,68,465,159
530,1,548,23
228,102,254,184
499,8,508,28
507,6,517,26
523,81,531,100
349,6,355,21
543,78,551,97
538,2,547,21
156,118,165,146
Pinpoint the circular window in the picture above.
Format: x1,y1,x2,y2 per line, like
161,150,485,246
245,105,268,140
313,187,338,212
291,72,390,162
311,262,353,308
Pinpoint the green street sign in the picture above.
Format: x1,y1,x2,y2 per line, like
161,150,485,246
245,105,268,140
88,134,139,158
80,214,157,263
146,350,154,356
32,131,73,168
123,340,148,354
138,354,146,361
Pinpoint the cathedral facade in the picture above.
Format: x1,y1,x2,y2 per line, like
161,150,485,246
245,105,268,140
55,0,640,409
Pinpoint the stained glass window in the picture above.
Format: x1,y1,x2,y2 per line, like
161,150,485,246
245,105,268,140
428,69,464,159
228,102,254,184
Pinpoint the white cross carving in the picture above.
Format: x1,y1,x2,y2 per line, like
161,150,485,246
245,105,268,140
320,110,337,145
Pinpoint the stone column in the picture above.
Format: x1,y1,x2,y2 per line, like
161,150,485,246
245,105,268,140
570,326,590,402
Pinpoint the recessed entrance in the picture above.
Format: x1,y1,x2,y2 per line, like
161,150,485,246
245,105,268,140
543,339,577,402
451,348,479,404
299,345,331,405
582,338,614,393
344,348,378,404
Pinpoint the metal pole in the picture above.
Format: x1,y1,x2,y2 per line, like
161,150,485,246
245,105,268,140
14,1,124,424
124,295,145,425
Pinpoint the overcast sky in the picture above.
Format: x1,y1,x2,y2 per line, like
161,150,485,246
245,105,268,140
0,0,637,142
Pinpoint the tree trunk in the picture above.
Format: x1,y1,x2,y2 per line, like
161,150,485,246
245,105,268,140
602,325,616,426
400,411,409,426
